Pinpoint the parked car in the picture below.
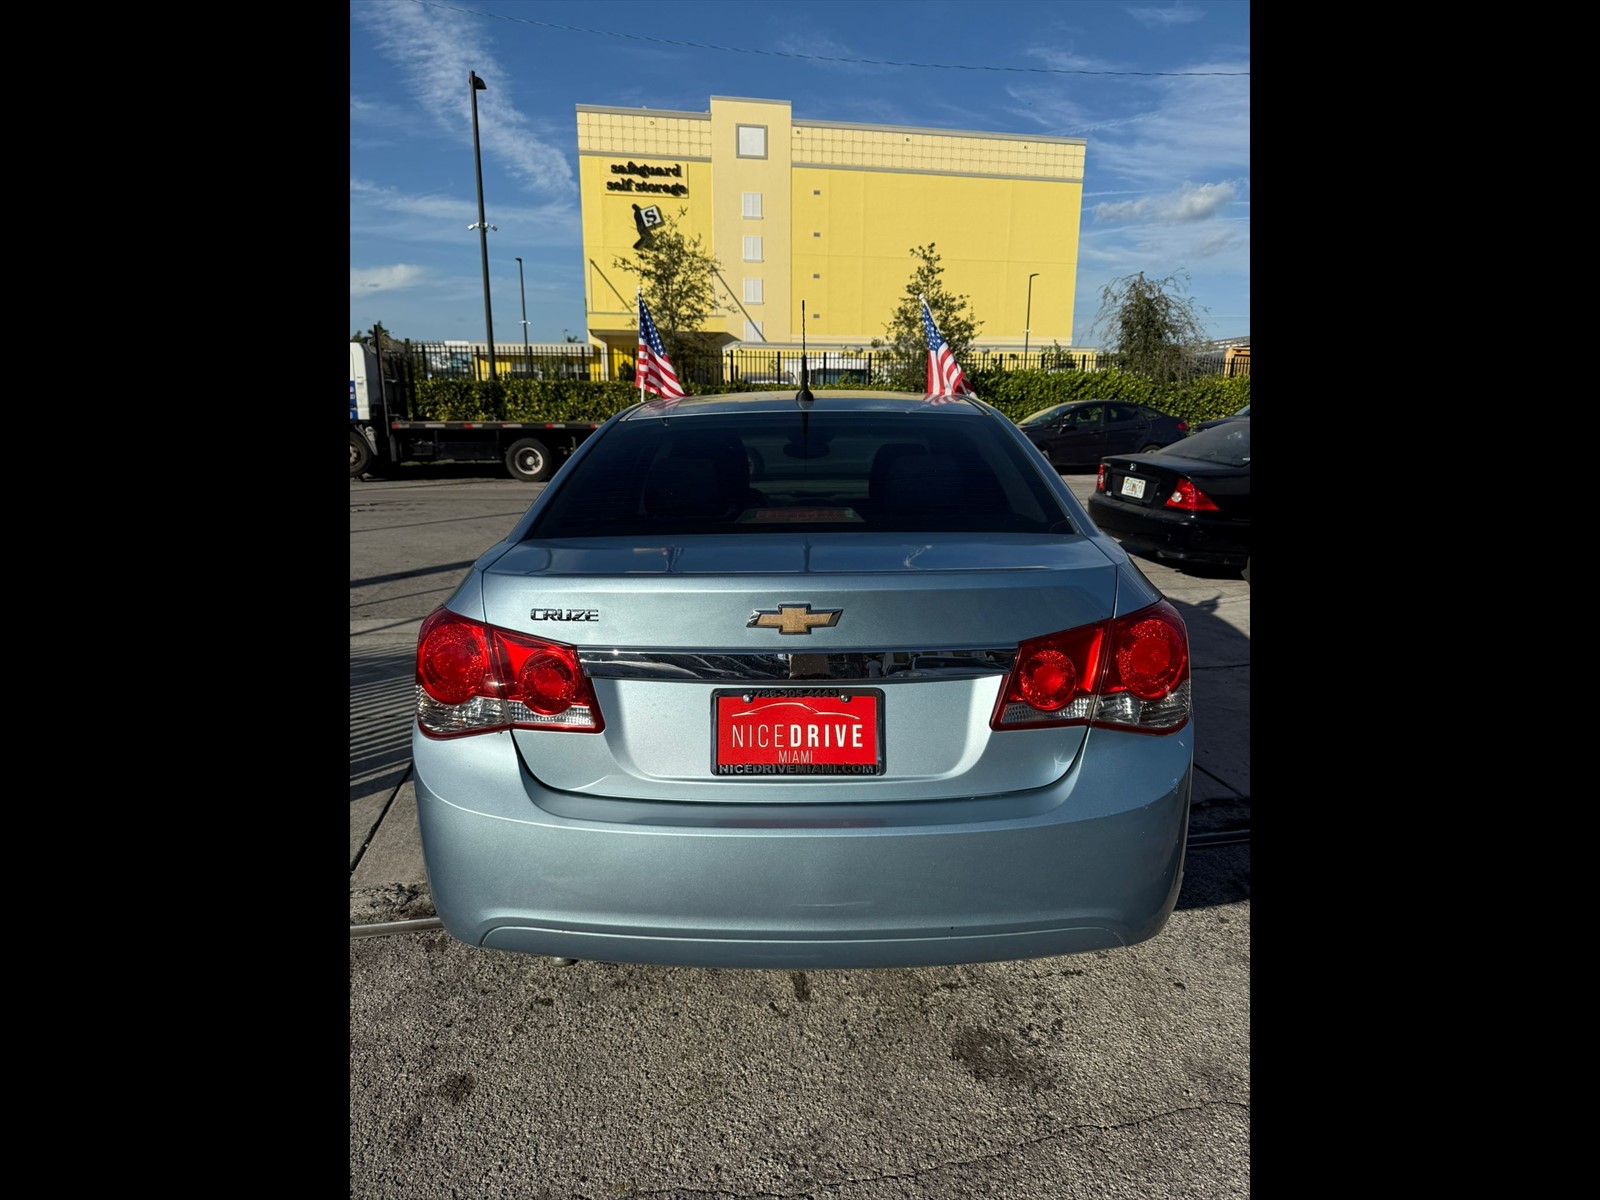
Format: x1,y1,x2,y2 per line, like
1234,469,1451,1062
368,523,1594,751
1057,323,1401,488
1190,402,1250,433
740,370,797,387
1087,420,1250,580
1015,400,1188,470
414,390,1193,969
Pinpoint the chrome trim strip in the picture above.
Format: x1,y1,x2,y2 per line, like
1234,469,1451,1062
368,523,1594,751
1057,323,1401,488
577,648,1016,682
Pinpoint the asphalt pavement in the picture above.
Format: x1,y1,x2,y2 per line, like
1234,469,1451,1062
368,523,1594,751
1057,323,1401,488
349,466,1251,1198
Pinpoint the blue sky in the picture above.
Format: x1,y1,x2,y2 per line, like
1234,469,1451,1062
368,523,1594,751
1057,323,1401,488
350,0,1249,347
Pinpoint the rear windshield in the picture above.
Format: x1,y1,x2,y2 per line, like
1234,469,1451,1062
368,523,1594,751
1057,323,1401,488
527,411,1073,538
1164,420,1250,467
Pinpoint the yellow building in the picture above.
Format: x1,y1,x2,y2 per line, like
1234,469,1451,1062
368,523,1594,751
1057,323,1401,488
577,96,1087,379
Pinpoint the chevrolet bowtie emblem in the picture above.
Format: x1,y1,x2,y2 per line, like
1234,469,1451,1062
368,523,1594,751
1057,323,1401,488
748,603,842,635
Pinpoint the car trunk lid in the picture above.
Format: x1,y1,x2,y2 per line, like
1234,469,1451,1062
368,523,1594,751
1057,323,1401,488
477,533,1120,802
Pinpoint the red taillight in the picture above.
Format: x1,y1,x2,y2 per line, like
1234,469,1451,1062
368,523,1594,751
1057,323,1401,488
991,600,1190,734
1095,463,1106,492
992,624,1105,729
418,615,488,706
416,607,603,738
1107,609,1188,701
1018,648,1078,710
1176,420,1189,432
1164,478,1220,512
519,652,579,715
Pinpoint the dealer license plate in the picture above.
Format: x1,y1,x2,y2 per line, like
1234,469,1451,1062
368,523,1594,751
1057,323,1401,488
712,688,884,776
1120,475,1147,499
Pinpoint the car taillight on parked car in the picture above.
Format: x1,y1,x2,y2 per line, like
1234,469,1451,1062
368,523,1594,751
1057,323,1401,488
1096,463,1106,492
991,599,1190,734
416,607,604,738
1164,478,1221,512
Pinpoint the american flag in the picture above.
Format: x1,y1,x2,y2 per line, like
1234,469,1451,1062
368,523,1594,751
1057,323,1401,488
921,297,974,402
637,295,685,407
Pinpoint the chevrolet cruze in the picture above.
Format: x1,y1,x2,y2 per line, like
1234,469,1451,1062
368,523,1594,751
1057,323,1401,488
414,390,1193,968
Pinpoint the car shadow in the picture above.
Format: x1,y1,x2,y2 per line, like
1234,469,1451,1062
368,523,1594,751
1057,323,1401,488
1163,586,1250,912
350,643,416,809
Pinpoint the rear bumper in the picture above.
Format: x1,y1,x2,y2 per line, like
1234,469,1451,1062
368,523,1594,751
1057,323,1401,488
415,724,1192,968
1087,498,1249,567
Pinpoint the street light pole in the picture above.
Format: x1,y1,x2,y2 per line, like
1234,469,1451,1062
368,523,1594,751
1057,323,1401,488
516,256,530,375
469,70,496,382
1024,272,1040,360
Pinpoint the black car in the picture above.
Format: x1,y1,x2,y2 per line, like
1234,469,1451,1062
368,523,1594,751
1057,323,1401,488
1190,402,1250,433
1015,400,1189,470
1088,420,1250,579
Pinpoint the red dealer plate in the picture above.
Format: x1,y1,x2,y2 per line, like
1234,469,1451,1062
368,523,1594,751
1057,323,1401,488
712,689,884,776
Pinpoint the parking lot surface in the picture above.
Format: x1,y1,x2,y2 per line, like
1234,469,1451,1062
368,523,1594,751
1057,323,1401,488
350,467,1249,1198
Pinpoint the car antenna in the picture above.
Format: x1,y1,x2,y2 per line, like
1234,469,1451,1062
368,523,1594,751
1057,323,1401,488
795,301,814,406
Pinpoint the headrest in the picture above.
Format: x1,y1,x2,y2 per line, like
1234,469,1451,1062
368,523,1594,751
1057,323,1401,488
868,443,929,501
880,453,963,511
642,457,727,519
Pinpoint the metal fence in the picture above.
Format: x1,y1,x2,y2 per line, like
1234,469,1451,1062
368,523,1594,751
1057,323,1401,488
411,344,601,381
392,341,1246,384
400,343,1100,385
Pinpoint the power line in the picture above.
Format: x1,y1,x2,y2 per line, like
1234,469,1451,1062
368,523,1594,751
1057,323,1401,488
406,1,1249,77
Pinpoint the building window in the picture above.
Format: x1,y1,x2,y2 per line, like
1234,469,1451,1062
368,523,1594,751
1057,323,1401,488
743,236,763,262
737,125,767,158
742,192,763,219
743,278,764,304
744,319,764,342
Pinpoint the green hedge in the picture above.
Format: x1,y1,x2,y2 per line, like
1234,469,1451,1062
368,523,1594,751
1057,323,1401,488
965,368,1250,427
412,370,1251,427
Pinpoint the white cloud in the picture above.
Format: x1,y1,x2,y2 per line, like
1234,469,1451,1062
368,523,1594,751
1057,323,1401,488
1094,181,1240,224
1002,38,1250,188
351,264,429,295
352,2,576,198
772,33,877,73
1126,3,1207,28
351,178,581,247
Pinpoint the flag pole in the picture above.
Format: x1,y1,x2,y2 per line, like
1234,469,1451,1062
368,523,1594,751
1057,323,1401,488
920,293,932,397
637,288,645,406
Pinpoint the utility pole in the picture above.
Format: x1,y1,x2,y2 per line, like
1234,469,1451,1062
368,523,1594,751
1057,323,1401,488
1024,272,1040,359
469,70,497,381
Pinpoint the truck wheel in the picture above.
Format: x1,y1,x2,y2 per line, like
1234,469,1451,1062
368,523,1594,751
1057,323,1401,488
505,437,553,483
349,431,372,478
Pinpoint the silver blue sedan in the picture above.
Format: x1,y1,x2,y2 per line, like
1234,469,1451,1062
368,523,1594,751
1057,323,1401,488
414,390,1193,968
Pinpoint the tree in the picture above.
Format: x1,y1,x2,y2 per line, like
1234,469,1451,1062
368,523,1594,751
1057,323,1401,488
613,207,723,367
1088,270,1211,382
353,322,405,358
878,243,982,391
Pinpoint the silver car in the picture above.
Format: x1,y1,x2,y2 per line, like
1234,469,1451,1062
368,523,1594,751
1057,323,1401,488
414,390,1193,968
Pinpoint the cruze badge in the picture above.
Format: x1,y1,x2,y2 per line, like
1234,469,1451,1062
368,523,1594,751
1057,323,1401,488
748,603,842,635
530,608,600,622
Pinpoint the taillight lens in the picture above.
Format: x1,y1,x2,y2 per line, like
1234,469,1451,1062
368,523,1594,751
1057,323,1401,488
1176,420,1189,432
991,600,1189,735
1164,478,1220,511
415,607,603,738
1096,602,1190,732
1095,462,1106,492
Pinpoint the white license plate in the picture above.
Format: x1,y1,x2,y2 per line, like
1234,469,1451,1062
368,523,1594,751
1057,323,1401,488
1120,476,1147,499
